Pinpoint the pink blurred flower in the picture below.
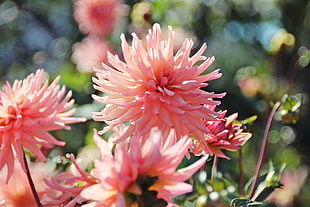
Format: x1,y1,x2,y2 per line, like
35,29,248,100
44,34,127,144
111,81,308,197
73,0,124,36
0,69,86,182
80,128,208,206
0,160,58,207
267,166,309,207
92,23,225,145
238,76,261,97
72,36,112,73
191,107,252,159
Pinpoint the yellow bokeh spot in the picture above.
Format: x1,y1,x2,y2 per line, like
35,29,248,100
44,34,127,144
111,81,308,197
269,29,295,53
131,1,152,26
284,33,295,47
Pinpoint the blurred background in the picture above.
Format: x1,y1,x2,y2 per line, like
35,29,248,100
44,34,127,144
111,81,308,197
0,0,309,206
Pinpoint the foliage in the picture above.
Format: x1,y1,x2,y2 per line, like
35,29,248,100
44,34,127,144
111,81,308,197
0,0,309,206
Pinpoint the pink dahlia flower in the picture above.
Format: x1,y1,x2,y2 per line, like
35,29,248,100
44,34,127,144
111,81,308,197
80,128,208,206
191,107,252,159
130,128,208,204
71,36,112,73
93,23,225,145
73,0,124,36
0,69,86,182
80,130,138,206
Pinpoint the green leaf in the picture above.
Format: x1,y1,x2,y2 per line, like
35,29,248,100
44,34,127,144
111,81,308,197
59,64,92,93
183,199,197,207
230,198,262,207
240,115,258,125
245,162,285,202
281,94,302,112
279,94,303,124
195,195,207,207
74,101,103,119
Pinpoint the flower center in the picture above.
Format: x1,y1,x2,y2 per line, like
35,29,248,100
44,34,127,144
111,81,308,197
156,75,175,96
0,106,21,129
125,176,168,206
91,4,111,19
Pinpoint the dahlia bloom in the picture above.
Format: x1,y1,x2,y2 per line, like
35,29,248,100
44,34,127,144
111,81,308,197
71,36,112,73
80,128,208,206
191,107,252,159
0,160,58,207
93,23,225,145
0,69,86,181
73,0,124,36
130,128,209,204
80,130,138,206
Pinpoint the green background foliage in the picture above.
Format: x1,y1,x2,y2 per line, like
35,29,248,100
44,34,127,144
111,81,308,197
0,0,309,206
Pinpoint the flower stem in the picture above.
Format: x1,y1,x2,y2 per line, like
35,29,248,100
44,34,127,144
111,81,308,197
238,149,245,196
249,102,281,199
23,153,42,207
211,155,218,181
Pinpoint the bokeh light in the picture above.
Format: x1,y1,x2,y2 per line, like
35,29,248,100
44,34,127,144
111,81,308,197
0,0,309,205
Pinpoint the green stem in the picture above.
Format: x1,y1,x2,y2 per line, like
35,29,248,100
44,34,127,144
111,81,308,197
249,102,281,199
23,153,42,207
239,149,245,196
211,155,218,181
